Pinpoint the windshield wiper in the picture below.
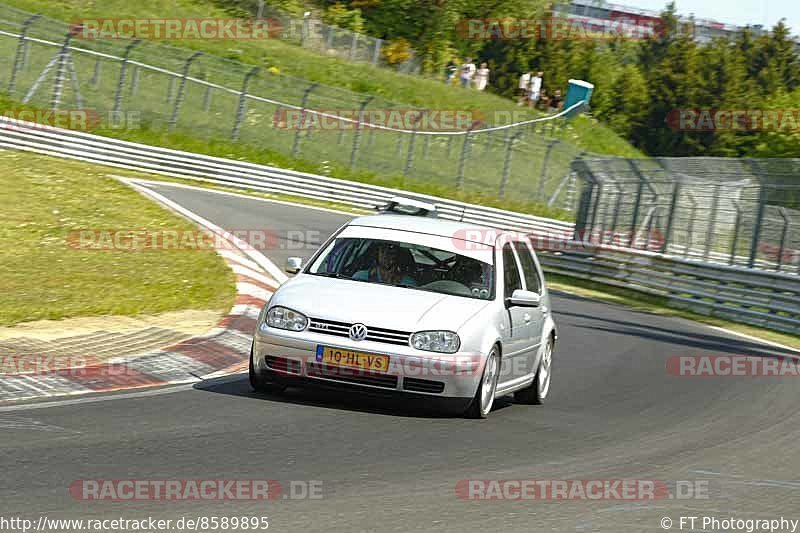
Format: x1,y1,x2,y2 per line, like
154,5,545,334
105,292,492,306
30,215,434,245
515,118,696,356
313,272,347,279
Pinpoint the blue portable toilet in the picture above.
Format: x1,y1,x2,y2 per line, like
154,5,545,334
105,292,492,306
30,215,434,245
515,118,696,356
564,79,594,115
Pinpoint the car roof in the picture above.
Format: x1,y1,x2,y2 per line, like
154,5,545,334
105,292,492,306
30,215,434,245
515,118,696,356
347,214,514,244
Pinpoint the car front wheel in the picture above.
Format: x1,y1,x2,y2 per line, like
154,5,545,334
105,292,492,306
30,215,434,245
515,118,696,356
465,348,500,419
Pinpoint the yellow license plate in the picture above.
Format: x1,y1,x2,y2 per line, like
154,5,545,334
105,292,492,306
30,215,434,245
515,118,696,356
315,346,390,373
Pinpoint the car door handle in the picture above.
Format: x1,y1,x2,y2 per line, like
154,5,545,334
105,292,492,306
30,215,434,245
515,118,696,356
523,313,532,324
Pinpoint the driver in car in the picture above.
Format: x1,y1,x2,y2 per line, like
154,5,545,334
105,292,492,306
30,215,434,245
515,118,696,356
353,242,417,286
448,256,484,286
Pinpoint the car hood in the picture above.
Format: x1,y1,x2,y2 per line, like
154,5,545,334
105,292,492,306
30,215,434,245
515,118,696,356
272,275,491,332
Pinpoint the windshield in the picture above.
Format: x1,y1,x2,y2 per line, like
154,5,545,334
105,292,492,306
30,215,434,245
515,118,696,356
308,237,494,300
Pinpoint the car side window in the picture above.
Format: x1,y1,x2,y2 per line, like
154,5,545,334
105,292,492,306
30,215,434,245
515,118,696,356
502,243,522,299
513,241,542,294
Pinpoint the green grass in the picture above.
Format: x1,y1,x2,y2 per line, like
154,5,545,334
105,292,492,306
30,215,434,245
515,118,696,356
0,149,236,326
547,274,800,351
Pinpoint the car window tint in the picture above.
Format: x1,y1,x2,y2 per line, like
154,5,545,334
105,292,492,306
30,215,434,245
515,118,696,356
502,243,522,298
513,241,542,294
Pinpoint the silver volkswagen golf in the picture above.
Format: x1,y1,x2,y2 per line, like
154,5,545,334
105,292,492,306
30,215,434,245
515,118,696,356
250,200,556,418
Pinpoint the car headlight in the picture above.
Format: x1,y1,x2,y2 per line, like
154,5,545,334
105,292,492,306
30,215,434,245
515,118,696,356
410,331,460,353
263,306,308,332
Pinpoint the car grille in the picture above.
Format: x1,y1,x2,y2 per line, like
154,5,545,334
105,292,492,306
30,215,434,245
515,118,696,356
402,377,445,394
308,318,411,346
306,362,399,389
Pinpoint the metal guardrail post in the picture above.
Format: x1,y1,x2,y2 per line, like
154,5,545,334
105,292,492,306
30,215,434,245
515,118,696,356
702,183,722,261
537,139,559,201
572,158,596,242
301,15,309,48
456,123,477,190
588,181,605,243
202,84,213,112
90,57,102,86
608,181,624,245
112,39,141,115
499,131,523,197
50,33,73,110
8,14,41,95
372,39,382,66
130,65,140,96
404,110,426,176
777,207,791,272
166,77,175,103
350,95,374,169
644,207,664,251
662,178,681,253
292,82,320,158
729,200,742,266
394,132,404,157
168,51,203,131
626,160,647,248
748,160,769,268
684,194,697,258
231,67,259,141
349,33,359,60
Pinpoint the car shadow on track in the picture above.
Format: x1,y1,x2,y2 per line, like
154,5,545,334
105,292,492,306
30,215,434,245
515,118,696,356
193,374,515,419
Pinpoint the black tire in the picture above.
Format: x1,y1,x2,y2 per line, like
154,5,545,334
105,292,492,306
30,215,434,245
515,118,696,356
515,338,553,405
249,345,286,394
465,348,500,419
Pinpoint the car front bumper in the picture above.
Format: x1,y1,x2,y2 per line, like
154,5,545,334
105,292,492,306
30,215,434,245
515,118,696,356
253,326,484,400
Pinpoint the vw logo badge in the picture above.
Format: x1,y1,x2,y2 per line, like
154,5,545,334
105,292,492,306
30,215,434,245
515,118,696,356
349,323,368,341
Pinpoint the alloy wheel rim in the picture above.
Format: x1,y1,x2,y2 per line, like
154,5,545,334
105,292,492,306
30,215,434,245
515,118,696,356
480,351,498,415
538,342,552,399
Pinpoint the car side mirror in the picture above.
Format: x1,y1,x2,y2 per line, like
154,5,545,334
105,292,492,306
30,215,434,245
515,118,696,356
286,257,303,274
506,289,541,308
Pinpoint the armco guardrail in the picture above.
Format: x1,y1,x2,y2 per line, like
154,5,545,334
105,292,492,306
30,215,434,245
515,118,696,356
539,244,800,335
0,117,573,235
2,118,798,336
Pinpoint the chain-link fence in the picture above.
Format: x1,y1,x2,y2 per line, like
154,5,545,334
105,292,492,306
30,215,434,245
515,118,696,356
0,3,586,214
223,0,421,73
572,157,800,274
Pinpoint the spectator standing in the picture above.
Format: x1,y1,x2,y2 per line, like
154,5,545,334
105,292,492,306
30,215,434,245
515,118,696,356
549,89,564,113
444,59,458,85
538,89,550,111
518,71,531,105
460,58,476,88
528,71,543,108
475,62,490,91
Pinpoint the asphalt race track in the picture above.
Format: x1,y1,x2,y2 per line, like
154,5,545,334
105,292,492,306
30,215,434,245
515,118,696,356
2,183,799,532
